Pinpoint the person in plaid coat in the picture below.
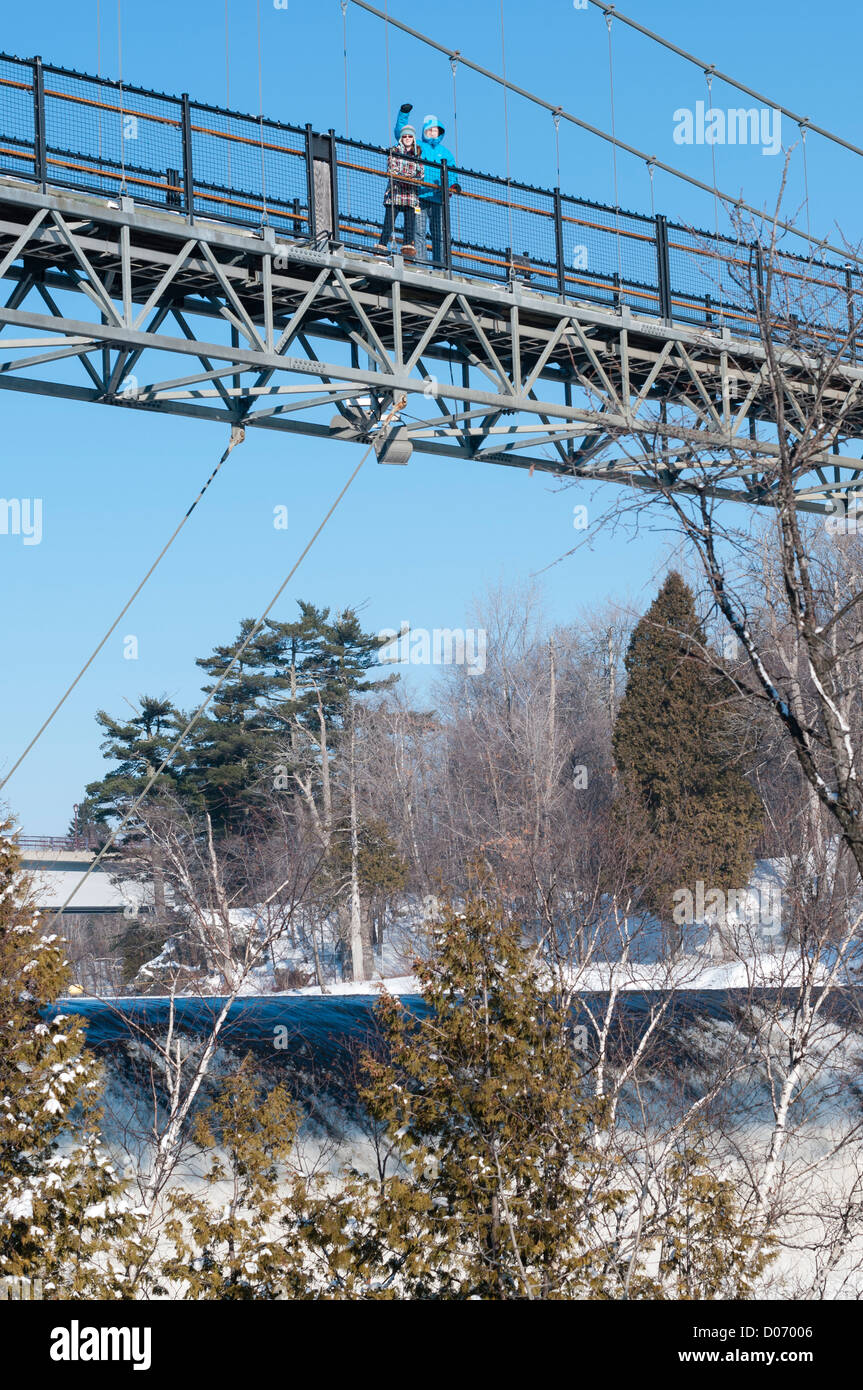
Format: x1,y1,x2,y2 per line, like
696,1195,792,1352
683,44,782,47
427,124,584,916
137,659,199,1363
374,125,424,259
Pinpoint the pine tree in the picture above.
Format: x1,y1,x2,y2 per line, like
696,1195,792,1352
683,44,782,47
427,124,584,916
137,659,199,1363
80,693,182,833
188,618,297,828
0,820,133,1296
186,603,397,834
612,572,763,946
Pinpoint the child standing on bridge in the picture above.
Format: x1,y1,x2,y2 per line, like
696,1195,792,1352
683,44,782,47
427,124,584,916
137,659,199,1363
374,124,424,259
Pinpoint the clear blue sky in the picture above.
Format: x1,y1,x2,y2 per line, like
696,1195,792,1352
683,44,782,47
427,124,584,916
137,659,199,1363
1,0,860,831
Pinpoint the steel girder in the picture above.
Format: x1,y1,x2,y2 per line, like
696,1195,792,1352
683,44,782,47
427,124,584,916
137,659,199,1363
0,178,861,514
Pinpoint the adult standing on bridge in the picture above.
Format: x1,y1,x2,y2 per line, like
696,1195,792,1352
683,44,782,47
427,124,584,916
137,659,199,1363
395,103,460,266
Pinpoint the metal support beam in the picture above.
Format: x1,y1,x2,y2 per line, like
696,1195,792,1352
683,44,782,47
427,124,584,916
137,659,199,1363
0,180,860,511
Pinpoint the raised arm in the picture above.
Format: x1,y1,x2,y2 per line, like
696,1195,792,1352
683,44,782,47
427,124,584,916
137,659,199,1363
394,102,413,142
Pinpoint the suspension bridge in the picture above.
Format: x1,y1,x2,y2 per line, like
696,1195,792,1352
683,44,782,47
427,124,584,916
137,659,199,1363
0,22,862,512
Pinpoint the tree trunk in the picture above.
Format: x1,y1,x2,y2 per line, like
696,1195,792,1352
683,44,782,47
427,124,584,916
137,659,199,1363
348,703,365,982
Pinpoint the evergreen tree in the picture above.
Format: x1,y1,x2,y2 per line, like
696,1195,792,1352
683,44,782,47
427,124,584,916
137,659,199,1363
0,820,132,1296
80,694,182,833
268,601,398,771
612,572,763,944
159,1064,302,1299
187,618,299,828
356,899,628,1299
186,603,397,831
321,817,409,957
653,1141,775,1299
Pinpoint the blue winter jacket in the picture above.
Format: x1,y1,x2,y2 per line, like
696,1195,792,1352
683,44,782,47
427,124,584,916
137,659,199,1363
395,110,456,203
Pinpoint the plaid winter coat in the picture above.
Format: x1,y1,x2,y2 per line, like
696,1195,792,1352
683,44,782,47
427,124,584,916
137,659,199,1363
384,146,424,208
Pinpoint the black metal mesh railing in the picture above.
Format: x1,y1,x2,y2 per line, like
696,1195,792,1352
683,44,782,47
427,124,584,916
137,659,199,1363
43,69,183,205
189,103,307,232
1,51,862,362
0,55,36,179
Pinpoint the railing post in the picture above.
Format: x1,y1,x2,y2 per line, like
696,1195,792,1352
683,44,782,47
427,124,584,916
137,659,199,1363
304,124,317,244
33,56,47,191
554,187,566,298
440,161,452,273
845,265,857,363
753,240,765,320
655,213,671,322
305,127,338,248
327,129,340,247
181,94,194,221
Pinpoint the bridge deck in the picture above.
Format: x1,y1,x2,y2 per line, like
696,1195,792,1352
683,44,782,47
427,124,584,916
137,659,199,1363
0,52,861,510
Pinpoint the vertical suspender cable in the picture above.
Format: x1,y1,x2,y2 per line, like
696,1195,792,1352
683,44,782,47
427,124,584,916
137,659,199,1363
96,0,103,170
341,0,351,214
553,108,562,283
499,0,514,269
451,53,461,244
704,68,724,326
117,0,126,193
605,9,623,298
383,0,395,242
341,0,351,135
800,122,815,329
256,0,269,224
800,121,811,243
224,0,232,196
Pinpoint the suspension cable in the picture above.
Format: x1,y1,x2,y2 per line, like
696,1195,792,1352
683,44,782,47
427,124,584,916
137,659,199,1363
44,400,406,929
0,427,246,796
586,0,863,165
345,0,856,267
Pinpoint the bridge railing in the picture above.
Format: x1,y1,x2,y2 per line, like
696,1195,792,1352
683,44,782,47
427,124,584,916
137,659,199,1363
17,834,92,852
1,51,861,363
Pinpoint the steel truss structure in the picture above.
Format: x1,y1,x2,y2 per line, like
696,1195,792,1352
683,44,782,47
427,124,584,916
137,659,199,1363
1,176,863,513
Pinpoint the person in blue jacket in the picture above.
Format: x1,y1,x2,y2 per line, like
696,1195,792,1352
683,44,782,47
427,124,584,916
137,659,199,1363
395,103,460,265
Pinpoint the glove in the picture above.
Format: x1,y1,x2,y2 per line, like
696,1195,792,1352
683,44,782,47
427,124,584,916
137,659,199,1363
450,182,462,195
399,102,413,114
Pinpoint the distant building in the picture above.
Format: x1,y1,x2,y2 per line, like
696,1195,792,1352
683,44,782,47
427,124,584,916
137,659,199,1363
19,837,154,993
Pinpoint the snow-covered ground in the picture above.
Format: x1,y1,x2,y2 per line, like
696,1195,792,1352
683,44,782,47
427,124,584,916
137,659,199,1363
53,851,858,1002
